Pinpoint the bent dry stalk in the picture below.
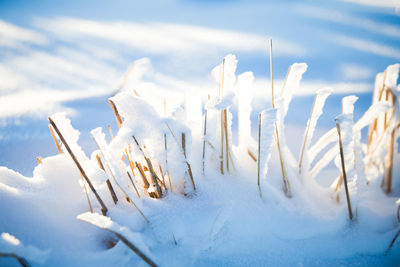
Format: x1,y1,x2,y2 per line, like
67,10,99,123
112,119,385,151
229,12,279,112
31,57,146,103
48,117,108,216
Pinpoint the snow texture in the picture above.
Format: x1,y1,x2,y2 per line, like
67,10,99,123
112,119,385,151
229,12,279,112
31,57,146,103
0,232,50,265
0,56,399,266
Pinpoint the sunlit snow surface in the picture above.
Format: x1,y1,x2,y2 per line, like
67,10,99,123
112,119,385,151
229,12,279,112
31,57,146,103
0,0,400,266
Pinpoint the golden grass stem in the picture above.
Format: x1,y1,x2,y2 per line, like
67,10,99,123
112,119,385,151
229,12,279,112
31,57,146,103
248,149,257,162
108,124,114,139
135,162,150,189
228,150,236,172
108,99,123,129
335,120,353,220
299,93,318,174
126,171,141,198
132,136,163,198
269,38,291,197
82,176,94,213
186,161,196,191
181,133,186,158
48,124,62,154
49,117,108,216
224,109,230,173
124,148,142,198
382,128,395,194
158,163,167,192
96,154,118,205
275,125,292,198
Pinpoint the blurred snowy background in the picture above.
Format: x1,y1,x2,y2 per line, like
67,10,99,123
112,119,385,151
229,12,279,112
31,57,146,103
0,0,399,175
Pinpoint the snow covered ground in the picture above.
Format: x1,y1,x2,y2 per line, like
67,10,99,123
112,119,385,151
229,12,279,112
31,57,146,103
1,0,400,266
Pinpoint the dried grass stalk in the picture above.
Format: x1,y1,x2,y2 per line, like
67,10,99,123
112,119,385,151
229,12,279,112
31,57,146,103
220,59,226,175
96,154,118,205
228,150,236,172
132,136,162,198
382,128,395,194
108,99,123,129
336,120,353,220
79,217,157,267
158,163,167,192
299,93,317,174
82,176,94,213
248,149,257,162
108,124,114,139
181,133,186,158
126,171,141,198
48,124,62,154
257,113,263,199
49,117,108,215
275,126,292,198
186,161,196,191
124,148,142,198
0,253,29,267
269,38,291,197
224,109,230,173
135,162,150,189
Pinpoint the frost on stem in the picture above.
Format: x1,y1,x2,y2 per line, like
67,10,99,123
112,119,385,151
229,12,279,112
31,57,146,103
258,108,278,198
298,87,333,175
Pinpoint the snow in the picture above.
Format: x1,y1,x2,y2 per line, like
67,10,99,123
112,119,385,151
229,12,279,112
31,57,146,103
0,54,400,266
237,72,254,150
0,232,50,265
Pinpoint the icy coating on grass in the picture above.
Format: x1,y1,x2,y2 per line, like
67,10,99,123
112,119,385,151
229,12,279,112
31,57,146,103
0,56,400,266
